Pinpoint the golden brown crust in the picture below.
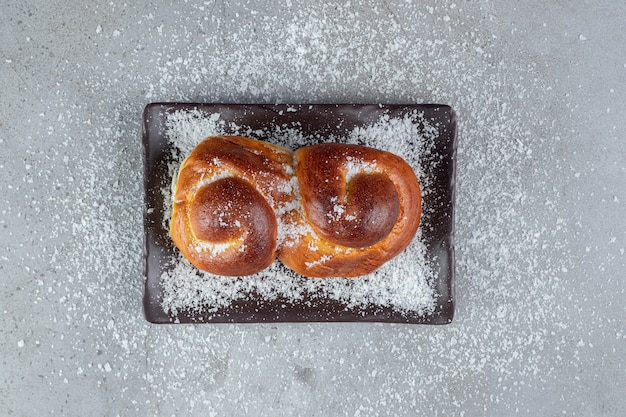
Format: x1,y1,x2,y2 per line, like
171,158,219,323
170,136,421,278
293,143,401,248
277,143,421,278
169,135,294,276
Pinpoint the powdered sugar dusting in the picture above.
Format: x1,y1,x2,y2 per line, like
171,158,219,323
159,109,439,317
344,157,377,183
4,1,625,416
194,238,240,257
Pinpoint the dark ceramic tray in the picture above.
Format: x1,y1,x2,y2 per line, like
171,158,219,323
142,103,457,324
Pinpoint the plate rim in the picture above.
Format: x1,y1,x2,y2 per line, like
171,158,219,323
142,102,457,324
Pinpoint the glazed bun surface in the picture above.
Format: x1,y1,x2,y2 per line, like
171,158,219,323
170,136,421,278
169,135,294,276
278,143,421,278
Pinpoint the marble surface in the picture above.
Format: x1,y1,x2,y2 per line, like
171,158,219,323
1,1,625,416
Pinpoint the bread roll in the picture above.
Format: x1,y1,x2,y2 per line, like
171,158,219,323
170,137,421,278
169,135,294,276
277,143,421,277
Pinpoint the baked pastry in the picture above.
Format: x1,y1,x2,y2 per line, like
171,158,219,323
169,135,295,276
278,143,421,277
170,136,421,278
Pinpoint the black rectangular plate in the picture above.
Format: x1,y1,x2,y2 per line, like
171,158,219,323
142,103,457,324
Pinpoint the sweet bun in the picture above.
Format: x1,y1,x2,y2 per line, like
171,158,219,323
170,136,421,278
169,135,294,276
277,143,421,277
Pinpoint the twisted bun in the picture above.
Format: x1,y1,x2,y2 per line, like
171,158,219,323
170,136,421,278
277,143,421,277
169,135,294,276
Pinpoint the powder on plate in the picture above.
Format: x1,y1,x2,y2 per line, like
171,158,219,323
159,108,441,318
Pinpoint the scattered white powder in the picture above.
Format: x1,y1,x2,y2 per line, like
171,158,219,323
6,2,623,416
304,255,333,269
193,171,235,193
331,203,345,216
160,109,439,317
344,158,378,183
276,178,294,195
166,110,225,156
194,239,236,256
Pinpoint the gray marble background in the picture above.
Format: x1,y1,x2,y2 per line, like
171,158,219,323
1,1,624,416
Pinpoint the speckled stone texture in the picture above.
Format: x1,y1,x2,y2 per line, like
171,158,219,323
1,1,625,416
